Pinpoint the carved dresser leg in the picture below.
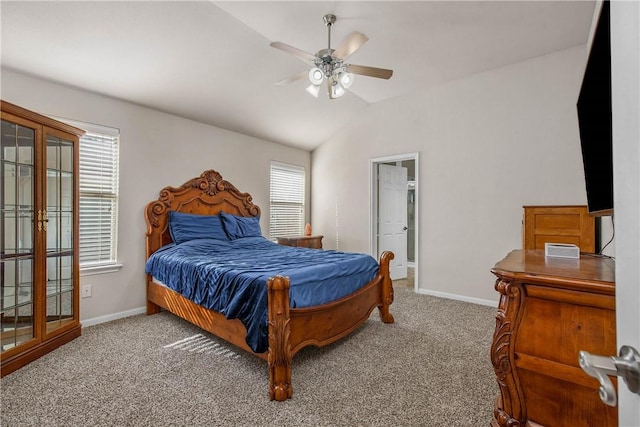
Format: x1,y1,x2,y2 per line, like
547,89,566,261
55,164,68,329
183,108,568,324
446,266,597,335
490,278,525,426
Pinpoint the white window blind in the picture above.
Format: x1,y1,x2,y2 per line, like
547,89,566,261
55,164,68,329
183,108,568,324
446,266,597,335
78,131,119,267
270,162,305,238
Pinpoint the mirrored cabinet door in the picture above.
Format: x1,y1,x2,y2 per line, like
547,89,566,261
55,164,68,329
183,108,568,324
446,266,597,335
1,118,36,352
1,100,83,377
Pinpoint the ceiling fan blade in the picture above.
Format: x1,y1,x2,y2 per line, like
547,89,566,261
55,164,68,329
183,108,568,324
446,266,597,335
347,64,393,80
270,41,316,62
333,32,369,59
276,70,308,86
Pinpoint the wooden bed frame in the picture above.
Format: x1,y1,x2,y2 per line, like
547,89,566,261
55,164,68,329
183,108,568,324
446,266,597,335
144,170,395,401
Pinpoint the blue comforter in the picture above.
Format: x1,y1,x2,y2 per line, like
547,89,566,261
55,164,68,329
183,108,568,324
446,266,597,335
145,237,379,353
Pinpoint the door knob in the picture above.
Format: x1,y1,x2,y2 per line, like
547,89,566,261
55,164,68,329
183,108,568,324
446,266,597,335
578,345,640,407
402,226,408,231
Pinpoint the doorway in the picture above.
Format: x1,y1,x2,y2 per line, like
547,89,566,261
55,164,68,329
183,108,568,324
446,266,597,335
370,153,419,292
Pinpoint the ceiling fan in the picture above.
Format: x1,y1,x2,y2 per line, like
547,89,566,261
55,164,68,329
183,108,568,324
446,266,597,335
270,14,393,99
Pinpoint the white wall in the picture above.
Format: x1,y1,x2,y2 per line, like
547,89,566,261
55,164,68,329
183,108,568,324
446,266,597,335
1,68,311,323
312,46,589,303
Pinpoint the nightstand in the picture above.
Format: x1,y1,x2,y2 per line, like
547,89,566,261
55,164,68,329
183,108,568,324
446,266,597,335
276,235,323,249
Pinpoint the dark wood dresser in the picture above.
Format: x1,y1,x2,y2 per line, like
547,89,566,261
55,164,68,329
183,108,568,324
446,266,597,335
490,249,617,427
276,235,323,249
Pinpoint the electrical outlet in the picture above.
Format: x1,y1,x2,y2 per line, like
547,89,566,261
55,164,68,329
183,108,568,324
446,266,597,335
81,284,92,298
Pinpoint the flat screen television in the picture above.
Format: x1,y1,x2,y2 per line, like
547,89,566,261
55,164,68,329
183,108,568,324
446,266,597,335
577,0,613,217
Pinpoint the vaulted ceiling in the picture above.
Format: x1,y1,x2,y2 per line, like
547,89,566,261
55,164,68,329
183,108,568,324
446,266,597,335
1,1,595,150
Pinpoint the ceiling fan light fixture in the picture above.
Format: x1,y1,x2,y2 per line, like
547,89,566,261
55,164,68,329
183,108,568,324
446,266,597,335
330,80,346,98
306,84,321,98
338,71,354,89
308,68,324,85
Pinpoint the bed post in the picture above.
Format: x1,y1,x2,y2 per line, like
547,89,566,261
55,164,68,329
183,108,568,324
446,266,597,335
146,277,162,315
267,275,293,401
378,251,395,323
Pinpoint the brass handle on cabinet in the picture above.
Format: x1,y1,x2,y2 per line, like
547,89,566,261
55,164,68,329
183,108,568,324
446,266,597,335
37,210,49,232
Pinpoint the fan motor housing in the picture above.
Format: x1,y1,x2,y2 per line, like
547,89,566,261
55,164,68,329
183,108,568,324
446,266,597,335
316,48,336,61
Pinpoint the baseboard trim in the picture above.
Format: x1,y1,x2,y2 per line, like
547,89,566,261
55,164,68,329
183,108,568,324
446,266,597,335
81,307,147,328
415,288,498,308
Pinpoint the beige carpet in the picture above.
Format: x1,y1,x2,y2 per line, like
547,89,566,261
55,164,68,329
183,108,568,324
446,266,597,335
0,288,498,426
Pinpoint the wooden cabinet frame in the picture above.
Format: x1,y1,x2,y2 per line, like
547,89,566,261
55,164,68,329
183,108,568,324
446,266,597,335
1,100,85,376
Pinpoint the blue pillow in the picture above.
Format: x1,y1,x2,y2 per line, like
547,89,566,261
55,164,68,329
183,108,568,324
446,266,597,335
168,211,228,244
219,212,262,240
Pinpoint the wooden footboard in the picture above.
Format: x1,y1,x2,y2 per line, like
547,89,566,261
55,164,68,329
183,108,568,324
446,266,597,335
267,250,394,401
287,250,395,354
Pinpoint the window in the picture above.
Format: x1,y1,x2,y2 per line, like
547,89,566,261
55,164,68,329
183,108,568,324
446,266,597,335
78,127,120,270
270,162,305,238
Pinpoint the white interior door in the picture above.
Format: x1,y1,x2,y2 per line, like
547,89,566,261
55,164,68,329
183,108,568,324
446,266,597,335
611,0,640,423
581,3,640,422
378,164,407,280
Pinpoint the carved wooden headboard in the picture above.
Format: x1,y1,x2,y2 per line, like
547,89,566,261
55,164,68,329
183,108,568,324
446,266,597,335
144,170,261,258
